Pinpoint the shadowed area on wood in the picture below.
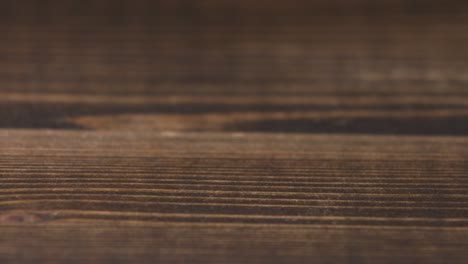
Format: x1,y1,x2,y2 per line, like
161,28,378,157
2,101,468,135
230,116,468,135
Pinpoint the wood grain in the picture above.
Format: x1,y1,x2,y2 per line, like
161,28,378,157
1,0,468,263
1,131,468,263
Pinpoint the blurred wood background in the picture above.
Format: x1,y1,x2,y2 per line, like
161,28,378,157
1,0,468,263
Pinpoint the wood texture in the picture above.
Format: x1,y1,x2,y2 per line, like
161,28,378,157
1,0,468,263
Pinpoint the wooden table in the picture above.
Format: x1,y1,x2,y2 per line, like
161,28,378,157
1,1,468,263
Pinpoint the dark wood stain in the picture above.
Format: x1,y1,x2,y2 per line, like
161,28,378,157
3,101,468,135
2,0,468,263
231,116,468,135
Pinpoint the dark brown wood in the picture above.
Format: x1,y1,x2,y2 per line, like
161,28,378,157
1,0,468,263
1,131,468,264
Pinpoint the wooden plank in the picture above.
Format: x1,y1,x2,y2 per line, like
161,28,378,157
0,131,468,263
1,0,468,263
1,1,468,135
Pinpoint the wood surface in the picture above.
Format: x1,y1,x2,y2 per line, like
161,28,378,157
1,0,468,263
